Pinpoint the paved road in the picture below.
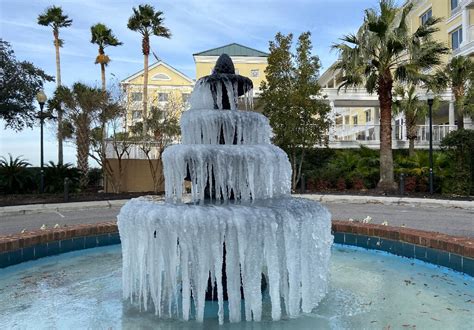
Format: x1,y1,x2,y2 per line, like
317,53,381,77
0,202,472,237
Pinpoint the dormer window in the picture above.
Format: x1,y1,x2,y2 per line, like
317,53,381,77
152,73,171,81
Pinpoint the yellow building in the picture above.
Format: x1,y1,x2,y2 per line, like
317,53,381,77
110,44,269,192
320,0,474,149
121,60,194,132
193,43,269,97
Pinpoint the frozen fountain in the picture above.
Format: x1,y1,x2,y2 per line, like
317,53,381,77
117,54,333,324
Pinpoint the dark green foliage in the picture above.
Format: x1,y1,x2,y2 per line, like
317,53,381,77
394,151,449,193
0,40,54,130
0,154,34,194
441,129,474,195
322,146,380,189
43,161,81,193
87,168,103,189
303,147,468,195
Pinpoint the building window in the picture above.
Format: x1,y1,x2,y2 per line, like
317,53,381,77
158,93,169,102
451,0,459,12
152,73,171,81
420,8,432,26
182,93,190,104
251,69,259,77
131,92,142,102
132,110,142,120
451,27,463,50
344,115,350,125
352,115,358,125
365,110,372,122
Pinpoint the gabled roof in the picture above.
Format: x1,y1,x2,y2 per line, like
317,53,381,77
193,43,269,57
121,61,194,84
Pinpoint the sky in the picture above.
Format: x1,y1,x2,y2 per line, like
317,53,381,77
0,0,382,167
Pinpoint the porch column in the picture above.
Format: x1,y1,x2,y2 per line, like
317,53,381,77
449,97,455,126
329,100,336,141
462,6,468,46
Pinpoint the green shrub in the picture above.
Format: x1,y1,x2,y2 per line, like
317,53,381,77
440,129,474,196
0,154,35,194
87,168,103,189
306,146,379,190
43,162,81,193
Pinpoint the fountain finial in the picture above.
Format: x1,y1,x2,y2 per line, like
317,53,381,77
213,54,235,74
190,54,253,110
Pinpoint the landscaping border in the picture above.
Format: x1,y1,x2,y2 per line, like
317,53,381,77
0,221,473,276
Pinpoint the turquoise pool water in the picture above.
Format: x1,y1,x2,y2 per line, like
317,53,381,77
0,245,472,329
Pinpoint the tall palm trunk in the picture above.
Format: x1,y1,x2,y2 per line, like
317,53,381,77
54,30,63,165
377,72,396,191
99,46,106,91
100,63,106,91
76,115,90,188
142,36,149,135
100,60,108,192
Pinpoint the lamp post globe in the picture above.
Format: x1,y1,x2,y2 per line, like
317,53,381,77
36,90,47,194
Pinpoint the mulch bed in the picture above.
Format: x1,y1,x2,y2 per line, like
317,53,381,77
0,192,161,207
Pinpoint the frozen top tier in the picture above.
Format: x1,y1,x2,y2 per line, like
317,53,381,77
162,54,291,203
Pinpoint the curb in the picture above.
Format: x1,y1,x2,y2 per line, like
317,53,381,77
1,194,473,217
0,200,129,217
294,194,474,210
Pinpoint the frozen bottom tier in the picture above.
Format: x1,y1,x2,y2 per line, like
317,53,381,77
117,197,333,324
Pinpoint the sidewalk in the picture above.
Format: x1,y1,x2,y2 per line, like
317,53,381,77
293,194,474,210
1,194,472,217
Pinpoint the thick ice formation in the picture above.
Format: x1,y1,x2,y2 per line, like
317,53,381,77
118,197,332,323
118,54,332,324
163,144,291,203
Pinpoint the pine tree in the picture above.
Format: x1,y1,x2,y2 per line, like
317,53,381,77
260,32,331,190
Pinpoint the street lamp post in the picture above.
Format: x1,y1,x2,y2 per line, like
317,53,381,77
427,91,434,195
36,90,48,194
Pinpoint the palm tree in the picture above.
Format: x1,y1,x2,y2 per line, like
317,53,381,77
332,0,448,191
0,154,32,194
55,83,104,188
37,6,72,165
127,4,171,135
393,83,431,157
434,56,474,129
90,23,122,91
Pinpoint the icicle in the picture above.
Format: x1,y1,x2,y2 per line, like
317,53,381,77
181,110,271,145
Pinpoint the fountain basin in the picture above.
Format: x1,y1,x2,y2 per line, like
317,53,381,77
1,244,472,329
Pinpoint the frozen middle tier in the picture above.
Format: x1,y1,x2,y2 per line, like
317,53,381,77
180,109,272,145
163,144,291,202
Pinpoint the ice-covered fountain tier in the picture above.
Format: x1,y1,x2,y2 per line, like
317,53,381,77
118,54,333,324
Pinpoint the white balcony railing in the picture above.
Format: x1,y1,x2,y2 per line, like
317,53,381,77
330,124,457,146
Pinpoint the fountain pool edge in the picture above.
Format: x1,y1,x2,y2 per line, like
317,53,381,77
0,220,473,276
